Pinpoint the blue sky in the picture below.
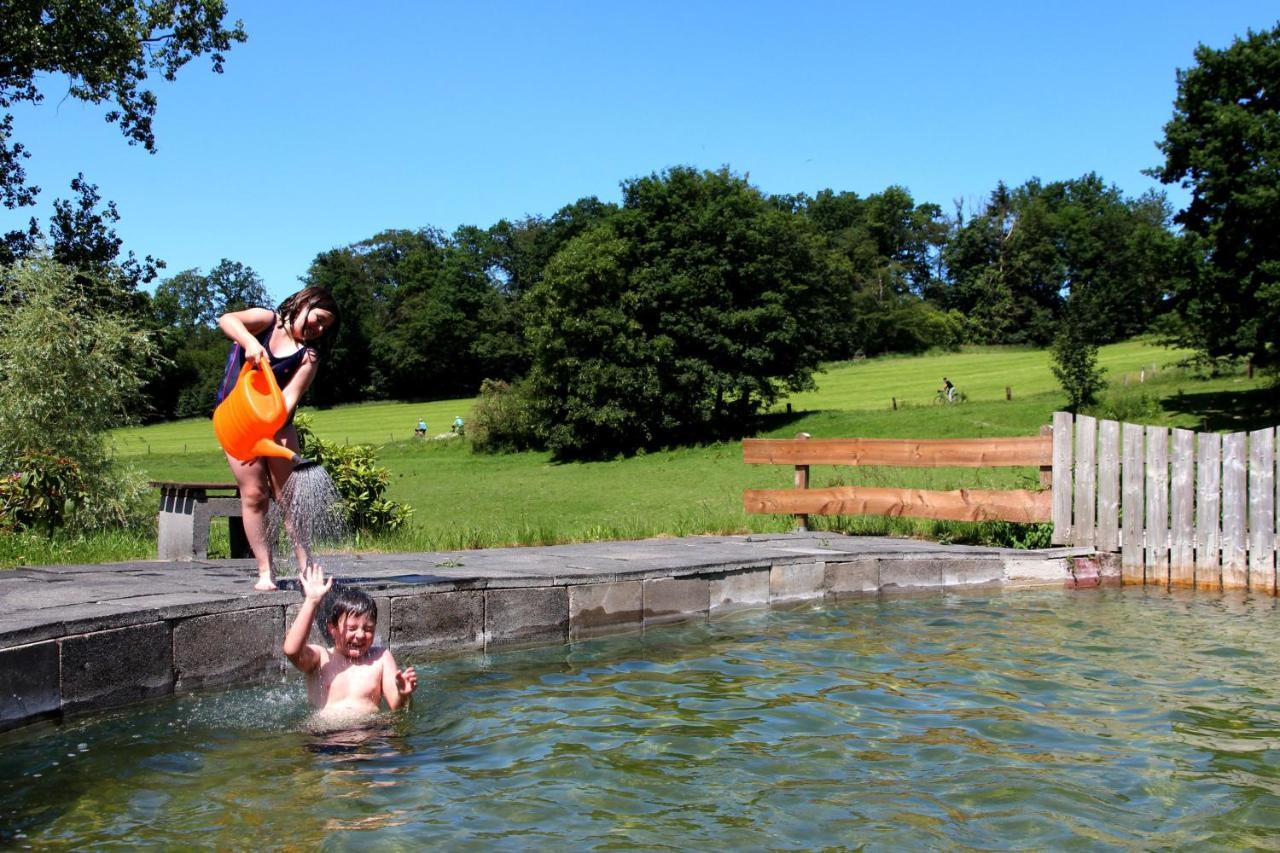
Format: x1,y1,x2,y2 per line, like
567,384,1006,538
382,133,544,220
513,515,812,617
4,1,1278,302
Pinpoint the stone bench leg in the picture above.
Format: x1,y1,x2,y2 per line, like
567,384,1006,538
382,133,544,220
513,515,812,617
158,491,251,560
158,490,198,560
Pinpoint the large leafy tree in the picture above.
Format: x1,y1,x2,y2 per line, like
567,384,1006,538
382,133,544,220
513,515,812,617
1150,23,1280,367
303,228,513,404
942,175,1179,345
525,166,851,459
372,228,509,399
0,1,246,214
797,186,951,356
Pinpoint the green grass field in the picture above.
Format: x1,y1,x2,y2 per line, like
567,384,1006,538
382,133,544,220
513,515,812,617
4,338,1269,568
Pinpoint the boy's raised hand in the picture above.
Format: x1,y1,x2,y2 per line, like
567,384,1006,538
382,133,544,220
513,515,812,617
299,563,332,604
396,666,418,696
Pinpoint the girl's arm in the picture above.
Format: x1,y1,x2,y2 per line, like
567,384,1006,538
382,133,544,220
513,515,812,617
218,307,276,366
280,348,319,414
380,649,417,710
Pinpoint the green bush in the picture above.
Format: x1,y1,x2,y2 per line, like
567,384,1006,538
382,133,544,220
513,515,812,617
1088,390,1162,424
0,257,158,535
0,451,88,533
294,413,414,533
468,378,539,453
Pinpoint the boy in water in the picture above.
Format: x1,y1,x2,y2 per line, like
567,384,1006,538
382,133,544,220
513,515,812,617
283,564,417,719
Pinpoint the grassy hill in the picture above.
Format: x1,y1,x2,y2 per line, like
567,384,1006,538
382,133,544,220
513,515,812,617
4,339,1269,568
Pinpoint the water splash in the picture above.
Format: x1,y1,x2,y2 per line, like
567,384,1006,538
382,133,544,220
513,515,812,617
266,464,350,578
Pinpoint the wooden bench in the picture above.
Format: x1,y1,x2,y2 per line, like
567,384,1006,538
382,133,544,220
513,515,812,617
153,481,251,560
742,431,1054,530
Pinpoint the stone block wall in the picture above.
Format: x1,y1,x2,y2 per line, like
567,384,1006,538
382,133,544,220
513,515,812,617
0,550,1077,732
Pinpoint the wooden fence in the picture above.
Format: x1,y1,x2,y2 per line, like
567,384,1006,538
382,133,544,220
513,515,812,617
1051,411,1279,593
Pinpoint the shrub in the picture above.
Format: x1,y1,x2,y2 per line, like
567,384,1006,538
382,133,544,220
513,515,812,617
468,378,539,453
0,257,159,535
294,413,413,533
1088,390,1162,424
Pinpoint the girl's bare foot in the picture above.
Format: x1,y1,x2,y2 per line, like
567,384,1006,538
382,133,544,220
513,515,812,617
254,573,277,591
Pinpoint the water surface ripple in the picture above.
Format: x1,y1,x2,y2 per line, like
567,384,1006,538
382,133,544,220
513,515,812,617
2,587,1279,849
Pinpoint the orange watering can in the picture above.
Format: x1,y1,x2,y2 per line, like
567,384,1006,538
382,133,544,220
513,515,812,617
213,360,314,467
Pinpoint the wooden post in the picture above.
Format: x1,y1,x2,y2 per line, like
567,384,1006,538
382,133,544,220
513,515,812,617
1006,386,1012,401
793,432,811,531
891,397,897,411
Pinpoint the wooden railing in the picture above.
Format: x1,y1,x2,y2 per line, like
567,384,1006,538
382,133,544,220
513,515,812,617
742,433,1053,529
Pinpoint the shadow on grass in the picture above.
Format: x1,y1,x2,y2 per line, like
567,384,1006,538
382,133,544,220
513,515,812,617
753,409,813,435
1162,386,1280,432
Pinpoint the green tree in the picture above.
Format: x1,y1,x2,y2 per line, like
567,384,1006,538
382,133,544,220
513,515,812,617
0,1,246,214
302,244,385,405
524,166,850,459
0,256,157,531
1149,23,1280,368
942,176,1179,345
1051,309,1107,411
2,174,163,313
152,258,268,329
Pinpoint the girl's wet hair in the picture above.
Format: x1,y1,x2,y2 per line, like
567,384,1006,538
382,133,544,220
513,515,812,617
277,286,340,346
319,583,377,640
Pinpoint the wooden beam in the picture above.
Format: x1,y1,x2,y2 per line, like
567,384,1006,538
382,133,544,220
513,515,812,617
742,436,1052,468
743,486,1052,523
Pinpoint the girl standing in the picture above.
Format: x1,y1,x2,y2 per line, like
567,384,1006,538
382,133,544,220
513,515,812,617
216,287,339,590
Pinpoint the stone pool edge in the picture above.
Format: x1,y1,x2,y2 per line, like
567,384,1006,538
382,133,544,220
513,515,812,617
0,535,1111,732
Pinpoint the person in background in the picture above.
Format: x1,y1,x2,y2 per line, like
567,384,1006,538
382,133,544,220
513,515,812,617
415,418,427,437
216,286,340,590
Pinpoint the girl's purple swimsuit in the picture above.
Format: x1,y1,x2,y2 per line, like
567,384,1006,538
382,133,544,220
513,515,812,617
215,323,311,408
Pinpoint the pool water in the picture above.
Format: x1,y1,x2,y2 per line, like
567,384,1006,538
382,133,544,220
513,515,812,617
3,587,1280,849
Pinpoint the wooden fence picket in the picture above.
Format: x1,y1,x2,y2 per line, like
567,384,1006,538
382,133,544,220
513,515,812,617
1195,432,1222,591
1121,421,1145,585
1170,429,1195,586
1096,420,1121,552
1248,428,1275,594
1052,412,1073,545
1222,433,1248,589
1073,415,1097,548
1145,425,1169,587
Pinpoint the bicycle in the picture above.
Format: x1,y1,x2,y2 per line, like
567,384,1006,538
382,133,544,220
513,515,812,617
934,388,966,404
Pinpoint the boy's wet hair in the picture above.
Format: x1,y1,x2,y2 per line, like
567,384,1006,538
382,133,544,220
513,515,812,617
318,583,377,641
277,286,341,346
